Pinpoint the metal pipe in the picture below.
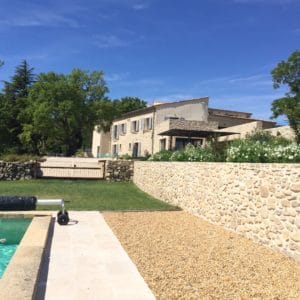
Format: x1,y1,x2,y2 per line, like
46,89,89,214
37,199,65,213
36,199,64,206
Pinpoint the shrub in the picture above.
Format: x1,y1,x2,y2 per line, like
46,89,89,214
75,149,85,157
149,144,219,162
120,153,132,160
148,131,300,163
148,150,173,161
226,131,299,163
0,153,42,162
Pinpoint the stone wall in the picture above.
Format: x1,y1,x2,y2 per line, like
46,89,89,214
134,161,300,260
105,160,134,181
0,161,38,180
265,125,295,140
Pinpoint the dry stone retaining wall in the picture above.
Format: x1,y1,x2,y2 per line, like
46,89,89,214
0,161,38,180
134,161,300,260
105,160,134,181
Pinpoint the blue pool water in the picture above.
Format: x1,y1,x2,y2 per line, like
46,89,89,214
0,217,31,278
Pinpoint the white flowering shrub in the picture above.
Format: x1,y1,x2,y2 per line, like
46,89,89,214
148,132,300,163
226,132,300,163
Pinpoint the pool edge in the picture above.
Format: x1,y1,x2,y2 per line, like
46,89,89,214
0,214,52,300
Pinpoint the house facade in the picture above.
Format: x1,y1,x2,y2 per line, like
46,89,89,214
92,97,281,158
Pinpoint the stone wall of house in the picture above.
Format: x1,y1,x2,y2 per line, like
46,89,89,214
218,123,295,143
134,161,300,260
111,112,155,157
0,161,38,180
218,121,263,142
105,160,134,181
265,125,295,140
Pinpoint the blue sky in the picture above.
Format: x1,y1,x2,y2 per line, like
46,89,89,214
0,0,299,123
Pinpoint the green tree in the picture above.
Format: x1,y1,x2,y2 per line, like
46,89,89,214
93,96,146,133
20,69,108,156
271,50,300,143
0,60,35,153
0,94,11,153
114,96,147,115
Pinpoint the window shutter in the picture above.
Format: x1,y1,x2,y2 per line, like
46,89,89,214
136,120,139,132
141,119,144,131
124,123,127,134
149,118,153,129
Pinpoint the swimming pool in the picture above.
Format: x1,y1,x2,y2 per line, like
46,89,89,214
0,217,31,278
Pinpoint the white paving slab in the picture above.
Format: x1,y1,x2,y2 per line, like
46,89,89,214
39,211,155,300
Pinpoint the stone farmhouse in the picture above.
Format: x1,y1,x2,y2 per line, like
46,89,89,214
92,97,294,158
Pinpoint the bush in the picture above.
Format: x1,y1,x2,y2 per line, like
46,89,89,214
120,153,132,160
148,131,300,163
148,150,173,161
75,149,85,157
226,131,299,163
0,153,42,162
149,144,219,162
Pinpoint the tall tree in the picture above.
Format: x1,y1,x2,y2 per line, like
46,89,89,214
1,60,35,153
20,69,108,156
271,50,300,143
114,96,147,115
93,96,147,134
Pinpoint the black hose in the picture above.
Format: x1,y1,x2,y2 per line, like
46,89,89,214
0,196,37,211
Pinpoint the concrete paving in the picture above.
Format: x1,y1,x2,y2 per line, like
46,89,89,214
37,211,155,300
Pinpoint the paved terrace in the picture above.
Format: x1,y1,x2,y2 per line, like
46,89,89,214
36,211,155,300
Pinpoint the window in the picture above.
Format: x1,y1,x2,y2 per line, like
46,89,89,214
112,144,118,156
119,144,122,151
145,117,153,130
132,142,141,158
160,139,166,151
113,125,118,140
121,123,127,135
131,120,139,132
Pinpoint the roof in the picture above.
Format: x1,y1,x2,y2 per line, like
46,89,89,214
208,108,252,118
158,129,237,137
114,97,209,121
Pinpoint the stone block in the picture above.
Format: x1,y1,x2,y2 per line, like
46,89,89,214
281,199,290,207
267,199,276,210
295,216,300,229
290,183,300,192
260,186,269,198
291,232,300,242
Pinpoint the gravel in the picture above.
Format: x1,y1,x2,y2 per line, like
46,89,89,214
104,211,300,300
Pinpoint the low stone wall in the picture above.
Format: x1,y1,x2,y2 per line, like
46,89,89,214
105,160,134,181
134,162,300,260
0,161,38,180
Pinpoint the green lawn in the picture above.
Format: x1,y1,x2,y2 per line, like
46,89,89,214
0,179,176,211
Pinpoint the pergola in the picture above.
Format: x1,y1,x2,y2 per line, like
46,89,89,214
158,128,237,149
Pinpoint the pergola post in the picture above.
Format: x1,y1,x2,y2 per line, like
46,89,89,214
169,136,173,150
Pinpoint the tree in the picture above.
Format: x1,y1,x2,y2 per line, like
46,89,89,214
20,69,108,156
271,50,300,143
114,96,147,115
0,60,35,153
93,97,146,133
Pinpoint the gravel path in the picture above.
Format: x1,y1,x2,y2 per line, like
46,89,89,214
104,211,300,300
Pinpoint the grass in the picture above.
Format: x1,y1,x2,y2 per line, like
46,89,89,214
0,179,176,211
